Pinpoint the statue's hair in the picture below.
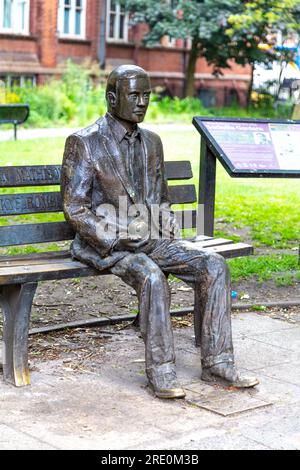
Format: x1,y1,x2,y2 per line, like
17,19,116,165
106,65,149,96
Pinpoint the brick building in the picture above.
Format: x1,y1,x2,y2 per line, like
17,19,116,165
0,0,251,106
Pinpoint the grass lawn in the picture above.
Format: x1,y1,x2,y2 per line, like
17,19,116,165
0,128,299,283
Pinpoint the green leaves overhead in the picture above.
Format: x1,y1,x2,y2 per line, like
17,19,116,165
121,0,300,96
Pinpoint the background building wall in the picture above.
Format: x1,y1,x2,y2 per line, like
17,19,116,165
0,0,250,105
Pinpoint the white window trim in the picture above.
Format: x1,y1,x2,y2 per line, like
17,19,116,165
162,35,176,47
58,0,86,39
106,0,129,43
0,74,36,87
0,0,30,35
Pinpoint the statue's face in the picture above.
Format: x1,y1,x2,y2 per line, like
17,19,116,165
109,76,151,124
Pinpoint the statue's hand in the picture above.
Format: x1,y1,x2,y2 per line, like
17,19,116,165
114,219,150,251
114,236,149,251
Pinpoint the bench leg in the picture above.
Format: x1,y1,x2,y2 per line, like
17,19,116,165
0,283,37,386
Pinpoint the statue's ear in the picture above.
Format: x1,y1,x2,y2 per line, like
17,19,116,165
107,91,117,109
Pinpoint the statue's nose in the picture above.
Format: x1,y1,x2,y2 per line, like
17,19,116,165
137,96,146,107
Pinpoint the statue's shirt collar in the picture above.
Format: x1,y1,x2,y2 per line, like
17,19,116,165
106,112,140,143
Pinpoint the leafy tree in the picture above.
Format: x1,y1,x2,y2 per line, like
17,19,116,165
226,0,300,105
122,0,300,101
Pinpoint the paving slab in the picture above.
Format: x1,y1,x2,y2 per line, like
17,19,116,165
184,382,272,416
0,423,56,450
252,361,300,387
0,312,299,450
231,312,297,338
246,326,300,357
229,336,292,371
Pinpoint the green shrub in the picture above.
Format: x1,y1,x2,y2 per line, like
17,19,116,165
2,60,293,127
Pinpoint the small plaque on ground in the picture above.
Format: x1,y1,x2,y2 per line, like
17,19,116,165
184,380,273,417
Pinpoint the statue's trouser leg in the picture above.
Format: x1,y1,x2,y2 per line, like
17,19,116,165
111,252,175,374
148,240,234,369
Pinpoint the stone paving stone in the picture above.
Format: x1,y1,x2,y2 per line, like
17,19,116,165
184,381,272,417
248,374,300,406
0,314,299,449
234,404,300,450
252,361,300,387
233,337,292,370
231,312,297,338
246,327,300,357
166,433,273,450
0,423,56,450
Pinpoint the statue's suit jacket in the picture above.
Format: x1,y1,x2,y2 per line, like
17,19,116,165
61,114,174,271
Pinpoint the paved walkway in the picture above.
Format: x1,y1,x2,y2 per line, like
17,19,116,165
0,123,193,142
0,311,300,450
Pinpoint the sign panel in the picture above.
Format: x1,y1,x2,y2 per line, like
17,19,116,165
193,117,300,177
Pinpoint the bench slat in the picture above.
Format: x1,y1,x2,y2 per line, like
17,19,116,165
0,161,192,188
0,260,99,285
0,242,253,285
204,242,254,258
169,185,196,204
0,255,72,268
0,250,70,263
0,165,61,188
192,238,234,247
0,185,196,216
165,161,193,180
0,222,75,246
0,209,196,246
0,192,62,216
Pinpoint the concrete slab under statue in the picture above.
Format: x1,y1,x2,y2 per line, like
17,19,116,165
193,117,300,236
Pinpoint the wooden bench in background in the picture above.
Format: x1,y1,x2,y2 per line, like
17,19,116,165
0,104,30,140
0,162,253,387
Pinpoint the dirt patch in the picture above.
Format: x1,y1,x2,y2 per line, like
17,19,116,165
27,275,195,329
0,271,298,335
23,273,300,329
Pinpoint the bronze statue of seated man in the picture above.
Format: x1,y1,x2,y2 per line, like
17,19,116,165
61,65,258,399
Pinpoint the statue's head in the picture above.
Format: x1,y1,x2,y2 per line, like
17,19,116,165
106,65,151,125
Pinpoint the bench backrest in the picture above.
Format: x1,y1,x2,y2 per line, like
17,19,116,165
0,162,197,248
0,104,30,124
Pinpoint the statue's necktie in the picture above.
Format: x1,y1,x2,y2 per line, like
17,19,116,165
124,131,139,189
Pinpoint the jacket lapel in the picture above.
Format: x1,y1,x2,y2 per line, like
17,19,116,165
96,116,137,203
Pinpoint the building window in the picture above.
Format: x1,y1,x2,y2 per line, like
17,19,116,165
107,0,128,42
58,0,86,38
0,0,30,34
198,88,217,108
0,74,36,88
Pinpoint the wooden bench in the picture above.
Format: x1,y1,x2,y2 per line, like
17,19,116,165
0,162,253,387
0,104,30,140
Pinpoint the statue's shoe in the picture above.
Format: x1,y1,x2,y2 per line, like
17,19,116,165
147,369,186,399
202,363,259,388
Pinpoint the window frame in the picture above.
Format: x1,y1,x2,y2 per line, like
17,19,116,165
58,0,86,40
0,0,30,35
106,0,129,43
0,74,36,87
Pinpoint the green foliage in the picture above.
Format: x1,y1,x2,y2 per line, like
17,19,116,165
3,65,292,128
227,254,298,282
122,0,300,97
274,273,295,286
251,305,267,311
6,61,107,127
